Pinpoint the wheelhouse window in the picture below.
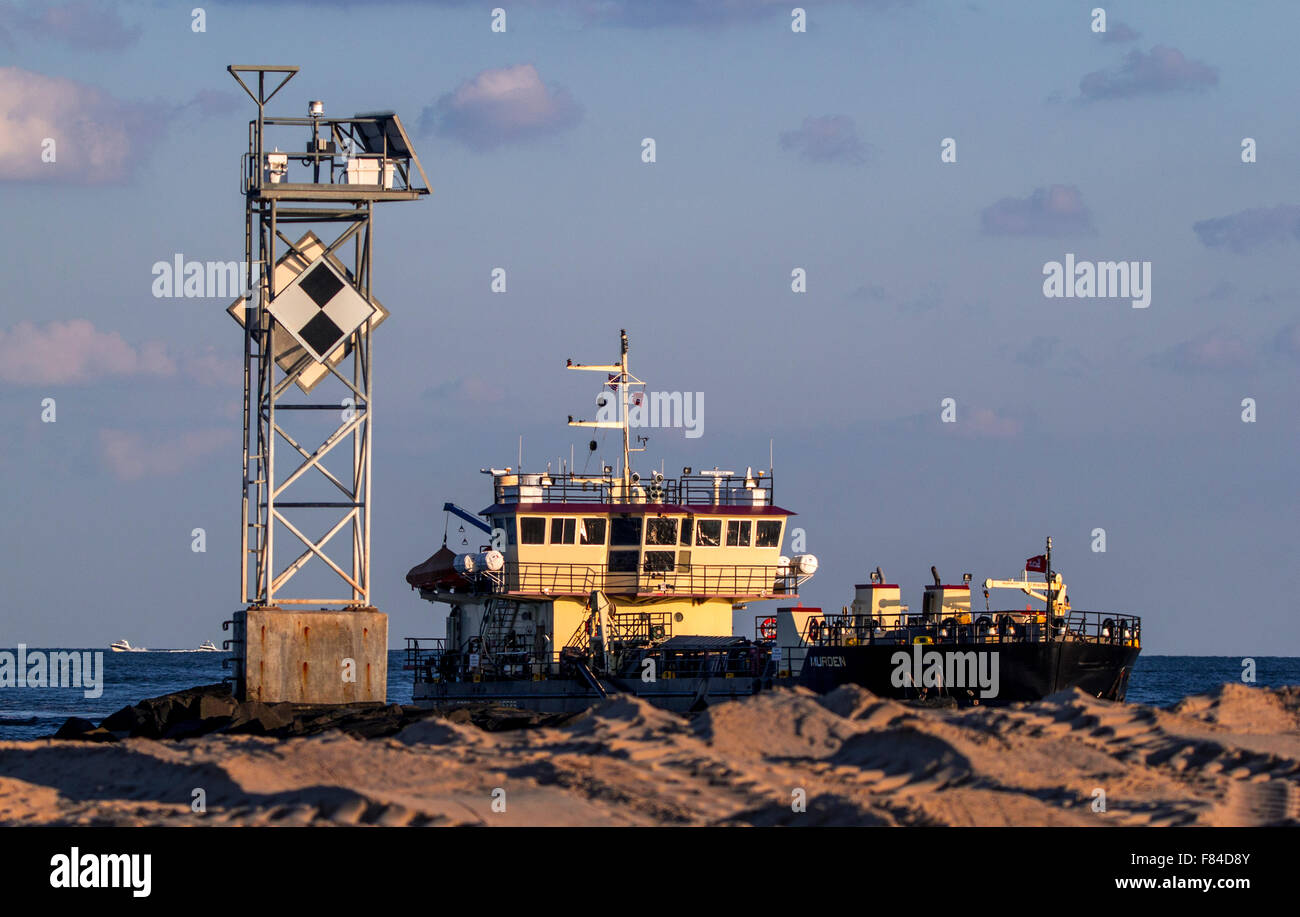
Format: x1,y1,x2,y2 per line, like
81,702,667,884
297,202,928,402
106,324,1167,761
726,520,751,547
755,520,783,548
519,517,546,545
550,517,577,545
680,518,693,545
610,517,643,547
493,516,515,546
695,519,721,547
580,518,606,545
645,518,678,546
609,550,639,573
643,550,675,573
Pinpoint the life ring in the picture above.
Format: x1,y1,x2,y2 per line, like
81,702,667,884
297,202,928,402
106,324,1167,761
975,615,992,635
808,619,822,641
758,617,777,640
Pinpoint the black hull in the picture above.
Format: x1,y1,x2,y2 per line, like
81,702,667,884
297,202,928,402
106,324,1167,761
794,640,1139,705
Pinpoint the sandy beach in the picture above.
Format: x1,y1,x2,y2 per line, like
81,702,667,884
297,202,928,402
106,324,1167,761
1,683,1297,827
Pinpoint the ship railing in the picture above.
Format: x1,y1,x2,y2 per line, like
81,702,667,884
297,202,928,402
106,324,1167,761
242,114,428,196
413,647,614,683
473,562,797,598
761,610,1141,648
492,471,774,507
565,610,674,655
409,636,767,684
403,637,446,672
637,645,766,680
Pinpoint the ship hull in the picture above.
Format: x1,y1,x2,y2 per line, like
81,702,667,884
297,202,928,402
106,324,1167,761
793,640,1139,704
411,640,1138,712
413,675,763,714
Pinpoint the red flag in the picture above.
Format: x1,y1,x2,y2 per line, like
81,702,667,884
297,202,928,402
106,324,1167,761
1025,554,1047,573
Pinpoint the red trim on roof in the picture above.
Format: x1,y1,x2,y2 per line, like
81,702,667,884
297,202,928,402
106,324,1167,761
925,584,971,590
855,583,899,589
479,502,795,517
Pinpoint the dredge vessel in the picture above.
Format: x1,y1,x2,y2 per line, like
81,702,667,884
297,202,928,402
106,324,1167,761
404,331,1140,711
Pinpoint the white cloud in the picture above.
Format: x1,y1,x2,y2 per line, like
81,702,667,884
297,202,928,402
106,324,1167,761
422,64,583,151
0,66,163,183
98,428,231,481
0,320,176,385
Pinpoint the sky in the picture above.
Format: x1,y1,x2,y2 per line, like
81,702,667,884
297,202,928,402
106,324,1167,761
0,0,1296,655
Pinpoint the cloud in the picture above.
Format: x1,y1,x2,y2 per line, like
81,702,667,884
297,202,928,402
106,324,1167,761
779,115,869,165
1197,281,1237,301
1100,21,1140,44
848,284,887,303
1151,329,1252,374
896,283,943,314
218,1,899,30
0,66,166,183
1013,336,1090,372
99,428,231,481
1079,46,1218,101
1192,205,1300,254
575,0,901,28
980,185,1095,237
185,346,240,388
422,375,505,404
0,320,176,385
1270,323,1300,361
183,89,243,118
578,0,795,28
958,407,1023,438
421,64,582,152
0,1,141,51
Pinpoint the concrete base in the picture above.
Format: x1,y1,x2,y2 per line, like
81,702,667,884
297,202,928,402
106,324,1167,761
231,607,387,704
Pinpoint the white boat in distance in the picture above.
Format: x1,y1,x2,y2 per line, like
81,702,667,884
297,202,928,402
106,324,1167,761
110,639,223,653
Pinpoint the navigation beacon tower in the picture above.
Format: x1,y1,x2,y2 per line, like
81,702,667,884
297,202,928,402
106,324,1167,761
223,65,429,702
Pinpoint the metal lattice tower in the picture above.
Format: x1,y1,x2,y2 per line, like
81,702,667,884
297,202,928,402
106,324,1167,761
228,65,429,608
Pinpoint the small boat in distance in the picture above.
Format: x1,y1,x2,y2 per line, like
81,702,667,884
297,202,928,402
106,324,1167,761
196,640,220,652
110,639,147,653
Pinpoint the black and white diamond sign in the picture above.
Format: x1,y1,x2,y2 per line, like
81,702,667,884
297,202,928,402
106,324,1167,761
266,256,375,363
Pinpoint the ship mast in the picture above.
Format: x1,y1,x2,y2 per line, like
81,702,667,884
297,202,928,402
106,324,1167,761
619,329,630,493
566,329,643,500
1045,535,1054,642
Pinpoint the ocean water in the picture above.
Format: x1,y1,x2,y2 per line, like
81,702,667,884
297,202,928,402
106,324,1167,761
0,651,1296,743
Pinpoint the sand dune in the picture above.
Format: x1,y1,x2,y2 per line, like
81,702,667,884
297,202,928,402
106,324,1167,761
1,683,1297,826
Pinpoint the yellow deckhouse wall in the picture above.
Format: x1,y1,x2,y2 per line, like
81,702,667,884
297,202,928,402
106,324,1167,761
487,507,790,644
550,596,737,648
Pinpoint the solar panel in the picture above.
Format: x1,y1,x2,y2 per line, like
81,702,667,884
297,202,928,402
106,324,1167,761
353,111,413,157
